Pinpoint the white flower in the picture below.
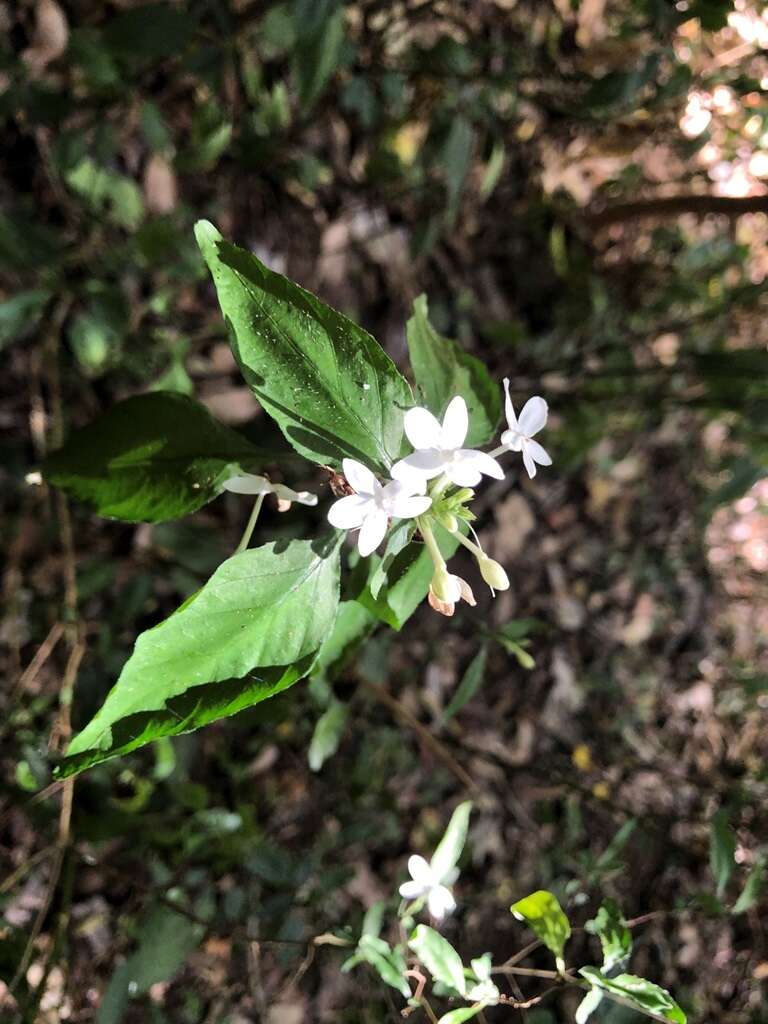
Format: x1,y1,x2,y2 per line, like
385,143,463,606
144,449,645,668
428,570,476,616
398,854,457,920
500,379,552,479
327,458,431,557
223,472,318,506
392,396,504,488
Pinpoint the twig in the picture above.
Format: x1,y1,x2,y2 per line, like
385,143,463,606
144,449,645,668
584,192,768,228
362,680,479,793
12,622,65,697
0,844,58,895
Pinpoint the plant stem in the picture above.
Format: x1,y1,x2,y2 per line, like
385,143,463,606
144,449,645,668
417,516,446,571
236,493,265,554
488,444,508,459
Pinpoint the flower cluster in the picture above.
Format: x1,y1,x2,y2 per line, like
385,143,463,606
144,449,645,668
327,382,551,614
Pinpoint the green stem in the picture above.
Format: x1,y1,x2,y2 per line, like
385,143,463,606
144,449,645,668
428,473,451,499
235,493,265,553
453,529,483,560
417,516,445,571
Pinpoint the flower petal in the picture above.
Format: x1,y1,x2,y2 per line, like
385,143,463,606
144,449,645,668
222,473,270,495
399,880,427,900
404,406,442,450
503,377,517,430
517,396,548,437
342,458,376,496
522,445,537,479
391,450,446,483
408,854,433,885
357,509,388,557
327,494,370,529
428,885,456,920
447,449,504,487
525,438,552,466
388,493,432,519
500,427,523,452
446,462,481,487
440,396,469,450
270,482,318,506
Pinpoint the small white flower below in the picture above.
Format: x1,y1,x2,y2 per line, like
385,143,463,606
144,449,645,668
223,473,318,506
392,396,504,488
327,459,431,557
398,854,457,921
500,379,552,479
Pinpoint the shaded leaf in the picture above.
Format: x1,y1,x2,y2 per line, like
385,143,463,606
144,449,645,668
43,392,271,522
409,925,466,995
406,295,500,447
308,699,348,771
443,646,488,721
710,808,735,900
97,906,203,1024
585,899,632,973
732,855,765,915
579,968,686,1023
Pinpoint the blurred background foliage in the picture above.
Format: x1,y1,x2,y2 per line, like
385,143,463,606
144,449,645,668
1,0,767,1021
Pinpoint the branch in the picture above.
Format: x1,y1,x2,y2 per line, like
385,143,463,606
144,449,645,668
585,192,768,228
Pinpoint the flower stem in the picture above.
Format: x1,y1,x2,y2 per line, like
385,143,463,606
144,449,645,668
428,473,451,499
488,444,508,459
453,529,483,559
417,516,446,571
235,493,265,554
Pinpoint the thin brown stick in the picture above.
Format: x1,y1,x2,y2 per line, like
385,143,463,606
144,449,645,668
362,680,479,793
585,192,768,228
13,622,65,696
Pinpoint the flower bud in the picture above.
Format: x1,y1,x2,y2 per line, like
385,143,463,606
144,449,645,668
430,567,462,604
478,556,510,592
451,488,474,505
435,511,458,533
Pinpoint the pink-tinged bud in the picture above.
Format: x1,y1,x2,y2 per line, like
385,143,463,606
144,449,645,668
457,577,477,606
478,556,510,591
428,587,455,617
431,567,462,604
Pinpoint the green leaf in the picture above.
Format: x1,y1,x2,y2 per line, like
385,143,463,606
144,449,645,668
312,599,377,681
361,901,386,939
65,158,144,230
43,392,272,522
358,526,460,630
585,899,632,972
732,856,765,914
308,699,348,771
575,987,604,1024
406,295,500,447
431,801,472,883
58,538,341,775
409,925,466,996
442,115,474,214
511,890,571,969
0,289,50,351
438,1008,484,1024
368,520,415,600
352,934,411,998
195,220,412,473
96,906,203,1024
710,808,736,900
443,646,488,721
578,968,686,1023
291,0,346,110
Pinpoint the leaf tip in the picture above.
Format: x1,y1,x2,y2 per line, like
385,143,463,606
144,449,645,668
194,219,222,253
